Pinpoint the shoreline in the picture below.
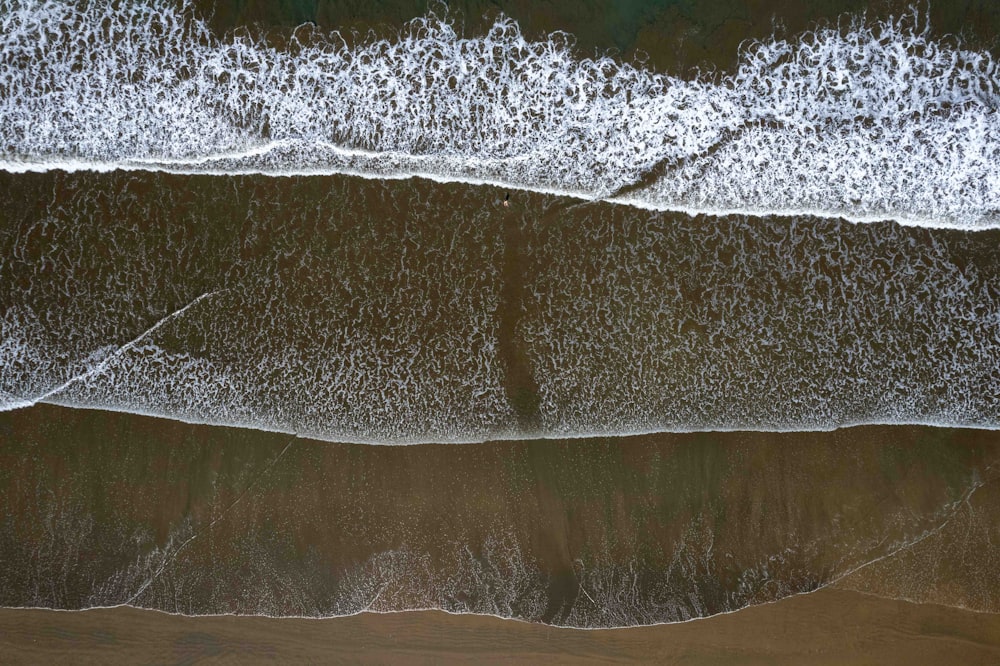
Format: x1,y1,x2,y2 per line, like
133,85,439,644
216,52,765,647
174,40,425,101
2,588,999,664
3,404,999,626
6,399,997,448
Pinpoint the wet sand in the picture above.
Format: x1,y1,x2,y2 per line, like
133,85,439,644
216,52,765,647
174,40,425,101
3,588,1000,665
3,404,1000,626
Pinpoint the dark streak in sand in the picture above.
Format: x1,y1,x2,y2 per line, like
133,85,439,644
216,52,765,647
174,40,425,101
497,195,542,434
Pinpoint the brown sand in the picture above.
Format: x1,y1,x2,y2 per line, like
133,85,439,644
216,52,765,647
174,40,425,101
2,588,1000,665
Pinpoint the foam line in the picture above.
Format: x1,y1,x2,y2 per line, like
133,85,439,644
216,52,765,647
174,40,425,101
0,152,976,229
7,290,225,413
14,401,1000,446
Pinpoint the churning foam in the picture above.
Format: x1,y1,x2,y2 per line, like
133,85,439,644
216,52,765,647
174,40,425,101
4,169,1000,441
0,1,998,227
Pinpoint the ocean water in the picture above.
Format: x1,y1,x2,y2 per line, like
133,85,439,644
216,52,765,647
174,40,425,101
1,1,998,227
2,172,1000,442
2,405,999,627
2,0,1000,630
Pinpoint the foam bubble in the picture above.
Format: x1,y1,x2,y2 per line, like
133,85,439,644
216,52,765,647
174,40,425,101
0,1,998,227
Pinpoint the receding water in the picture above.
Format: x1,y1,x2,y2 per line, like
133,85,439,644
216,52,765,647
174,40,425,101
1,404,999,627
3,172,1000,442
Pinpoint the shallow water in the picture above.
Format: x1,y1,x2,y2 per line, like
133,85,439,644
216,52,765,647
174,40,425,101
3,172,1000,441
2,405,999,627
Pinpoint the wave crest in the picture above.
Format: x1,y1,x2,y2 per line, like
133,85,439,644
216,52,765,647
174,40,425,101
0,1,999,226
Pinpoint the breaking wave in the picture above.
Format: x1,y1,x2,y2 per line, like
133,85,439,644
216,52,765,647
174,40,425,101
4,172,1000,442
1,1,999,227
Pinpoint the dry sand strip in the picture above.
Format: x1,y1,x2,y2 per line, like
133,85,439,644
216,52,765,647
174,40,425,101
2,589,1000,665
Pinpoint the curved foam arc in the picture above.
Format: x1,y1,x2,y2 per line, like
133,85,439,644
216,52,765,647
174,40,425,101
1,1,999,227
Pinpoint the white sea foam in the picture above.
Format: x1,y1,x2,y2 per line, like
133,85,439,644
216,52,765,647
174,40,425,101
0,1,998,227
3,170,1000,441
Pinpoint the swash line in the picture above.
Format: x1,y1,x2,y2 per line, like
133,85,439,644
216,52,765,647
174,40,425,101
4,290,227,413
123,434,297,607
